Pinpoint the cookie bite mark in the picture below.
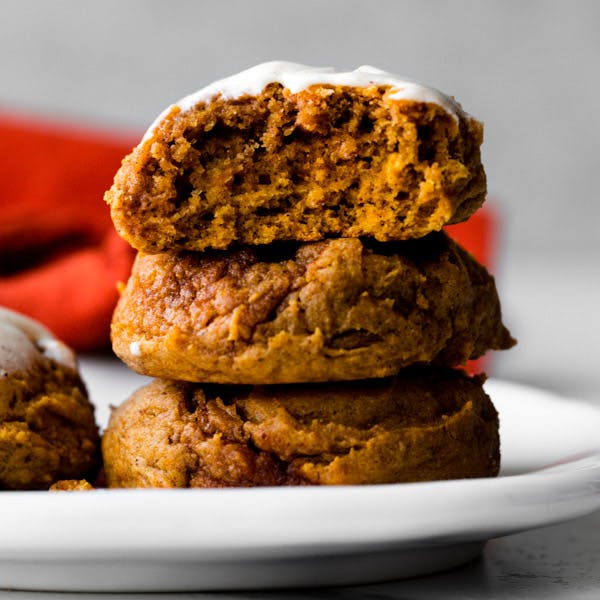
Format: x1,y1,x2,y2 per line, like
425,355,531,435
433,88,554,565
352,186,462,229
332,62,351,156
106,62,486,252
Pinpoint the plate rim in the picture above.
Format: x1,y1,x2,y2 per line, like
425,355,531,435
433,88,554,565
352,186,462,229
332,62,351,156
1,379,600,562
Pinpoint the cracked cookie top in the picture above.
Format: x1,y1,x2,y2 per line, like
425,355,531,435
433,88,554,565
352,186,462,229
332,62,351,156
102,367,500,487
111,232,514,384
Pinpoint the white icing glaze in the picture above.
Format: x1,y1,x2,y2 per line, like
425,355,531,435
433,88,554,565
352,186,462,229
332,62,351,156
37,338,77,369
129,341,142,357
0,307,77,373
143,61,466,141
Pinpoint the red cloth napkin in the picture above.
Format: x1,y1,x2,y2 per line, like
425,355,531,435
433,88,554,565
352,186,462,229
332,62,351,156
445,207,497,271
0,111,136,350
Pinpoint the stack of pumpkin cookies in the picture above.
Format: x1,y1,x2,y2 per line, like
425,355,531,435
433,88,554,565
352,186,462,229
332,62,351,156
102,62,514,488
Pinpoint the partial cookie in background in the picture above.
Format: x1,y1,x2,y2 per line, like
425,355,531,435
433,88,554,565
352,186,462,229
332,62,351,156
112,232,514,384
106,62,486,253
0,307,100,490
102,367,500,488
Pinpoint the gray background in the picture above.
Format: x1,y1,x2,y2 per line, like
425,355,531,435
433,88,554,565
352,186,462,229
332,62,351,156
1,0,599,400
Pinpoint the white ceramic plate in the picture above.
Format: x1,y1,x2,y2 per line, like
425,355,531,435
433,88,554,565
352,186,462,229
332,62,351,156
1,362,599,592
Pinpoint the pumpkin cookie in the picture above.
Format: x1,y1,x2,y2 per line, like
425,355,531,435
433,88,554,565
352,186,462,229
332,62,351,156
0,307,100,490
111,232,514,384
106,62,486,252
102,367,499,488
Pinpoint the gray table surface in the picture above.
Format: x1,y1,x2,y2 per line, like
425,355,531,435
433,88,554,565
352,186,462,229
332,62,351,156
1,509,599,599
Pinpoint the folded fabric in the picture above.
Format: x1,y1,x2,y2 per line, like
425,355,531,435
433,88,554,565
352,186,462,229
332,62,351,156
0,111,136,350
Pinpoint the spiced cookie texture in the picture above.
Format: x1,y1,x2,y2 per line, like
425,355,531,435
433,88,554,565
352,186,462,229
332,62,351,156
111,232,514,384
0,307,100,490
103,63,513,490
102,367,500,488
106,62,486,253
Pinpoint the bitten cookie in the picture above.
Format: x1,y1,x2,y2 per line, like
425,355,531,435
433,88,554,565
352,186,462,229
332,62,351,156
102,367,500,488
106,62,486,252
111,232,514,384
0,307,100,490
